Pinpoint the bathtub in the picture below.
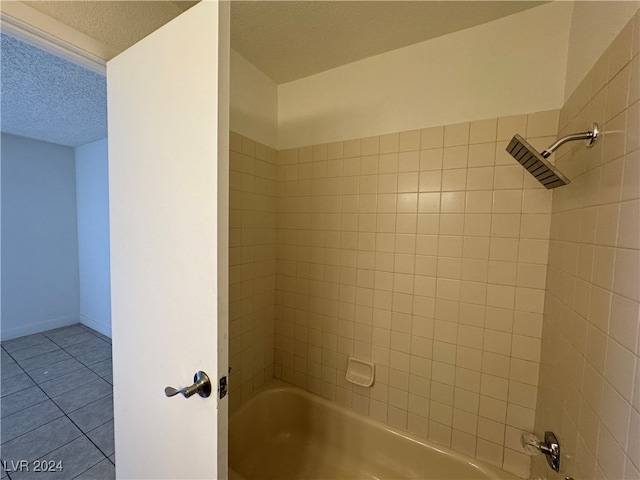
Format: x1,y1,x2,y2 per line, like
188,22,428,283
229,381,520,480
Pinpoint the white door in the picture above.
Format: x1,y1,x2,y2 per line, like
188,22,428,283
107,1,229,478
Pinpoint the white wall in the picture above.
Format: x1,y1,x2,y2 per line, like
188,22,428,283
278,1,573,149
1,133,80,340
230,49,278,148
75,138,111,337
564,1,640,100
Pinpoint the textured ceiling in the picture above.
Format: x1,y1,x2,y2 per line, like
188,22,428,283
1,34,107,147
230,1,547,83
22,1,197,56
1,1,548,146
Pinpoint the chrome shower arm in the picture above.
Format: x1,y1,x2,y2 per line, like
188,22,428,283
541,123,599,158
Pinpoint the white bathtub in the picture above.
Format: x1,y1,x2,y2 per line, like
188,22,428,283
229,381,520,480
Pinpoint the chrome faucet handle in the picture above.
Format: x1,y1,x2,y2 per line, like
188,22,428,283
165,371,211,398
521,431,561,472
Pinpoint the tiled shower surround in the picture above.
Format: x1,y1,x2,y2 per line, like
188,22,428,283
229,11,640,479
228,133,277,410
533,11,640,480
271,110,558,476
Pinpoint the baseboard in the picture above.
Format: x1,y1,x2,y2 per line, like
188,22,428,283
1,316,79,341
79,313,112,339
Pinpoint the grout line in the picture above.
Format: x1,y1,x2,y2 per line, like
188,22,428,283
1,326,114,476
70,457,112,480
0,398,56,439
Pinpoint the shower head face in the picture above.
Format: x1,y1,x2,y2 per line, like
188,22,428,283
506,134,570,189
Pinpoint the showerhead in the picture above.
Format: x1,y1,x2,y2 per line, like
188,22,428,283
506,134,570,189
505,123,599,189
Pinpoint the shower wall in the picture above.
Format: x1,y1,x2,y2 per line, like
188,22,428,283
228,132,277,412
533,11,639,480
273,110,558,477
227,5,638,479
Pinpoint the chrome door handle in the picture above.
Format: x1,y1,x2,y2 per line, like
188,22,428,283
165,371,211,398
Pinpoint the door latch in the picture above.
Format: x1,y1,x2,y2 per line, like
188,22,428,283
218,376,227,399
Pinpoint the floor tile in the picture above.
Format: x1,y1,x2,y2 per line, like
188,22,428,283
0,416,82,463
16,350,72,372
51,378,112,414
43,325,89,342
11,436,105,480
2,325,114,479
87,421,114,457
1,373,35,397
1,400,64,443
64,339,110,358
1,348,16,365
1,386,48,418
1,362,24,379
92,332,112,344
10,342,60,362
73,347,111,367
51,332,97,349
27,358,85,384
88,359,112,378
39,368,99,398
2,334,51,353
68,395,113,433
74,458,115,480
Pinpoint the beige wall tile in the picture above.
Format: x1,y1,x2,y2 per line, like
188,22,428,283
444,122,470,147
532,14,640,480
252,27,640,479
526,110,559,138
470,119,498,145
608,17,635,79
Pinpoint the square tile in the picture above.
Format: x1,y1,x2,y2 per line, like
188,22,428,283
63,338,110,358
43,325,89,342
52,332,98,348
1,349,16,365
1,386,48,418
87,420,114,457
52,378,112,414
88,359,112,378
74,459,115,480
2,324,115,480
1,362,24,379
0,416,82,463
2,334,52,353
16,350,72,372
68,395,113,433
92,333,112,344
1,373,35,397
73,346,112,366
11,436,106,480
39,368,99,398
10,342,60,362
27,358,85,384
1,400,64,443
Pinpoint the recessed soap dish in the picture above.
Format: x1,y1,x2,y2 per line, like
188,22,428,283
346,357,375,387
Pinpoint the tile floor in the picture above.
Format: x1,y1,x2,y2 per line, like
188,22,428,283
1,324,114,479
